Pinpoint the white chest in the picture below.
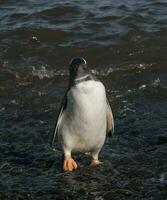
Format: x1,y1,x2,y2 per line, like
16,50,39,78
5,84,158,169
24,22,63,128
67,80,106,115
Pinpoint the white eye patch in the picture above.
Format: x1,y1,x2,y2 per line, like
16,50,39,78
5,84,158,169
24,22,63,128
82,57,87,64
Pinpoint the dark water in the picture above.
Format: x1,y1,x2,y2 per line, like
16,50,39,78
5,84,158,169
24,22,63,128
0,0,167,199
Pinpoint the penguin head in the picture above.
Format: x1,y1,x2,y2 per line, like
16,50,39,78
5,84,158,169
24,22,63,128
69,57,89,79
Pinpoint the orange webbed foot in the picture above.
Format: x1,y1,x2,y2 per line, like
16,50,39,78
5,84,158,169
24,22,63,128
63,156,78,171
90,159,103,167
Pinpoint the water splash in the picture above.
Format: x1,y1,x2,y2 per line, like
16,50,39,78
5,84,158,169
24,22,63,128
151,78,160,87
32,66,55,79
139,84,147,90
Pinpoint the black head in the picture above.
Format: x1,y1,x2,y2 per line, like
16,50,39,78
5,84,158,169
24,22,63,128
69,57,89,79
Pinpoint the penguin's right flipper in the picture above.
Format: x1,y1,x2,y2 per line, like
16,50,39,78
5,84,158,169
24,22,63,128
50,93,67,148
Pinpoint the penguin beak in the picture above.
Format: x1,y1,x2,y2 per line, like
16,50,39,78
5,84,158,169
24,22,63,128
78,64,87,71
72,64,87,72
82,64,88,70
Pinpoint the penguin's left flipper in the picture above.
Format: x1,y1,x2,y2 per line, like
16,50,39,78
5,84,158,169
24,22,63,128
106,99,114,137
50,92,68,148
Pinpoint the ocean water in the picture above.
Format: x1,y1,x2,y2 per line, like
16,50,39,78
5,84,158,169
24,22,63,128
0,0,167,199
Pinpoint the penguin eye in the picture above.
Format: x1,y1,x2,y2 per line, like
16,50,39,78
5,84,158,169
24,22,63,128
73,65,79,71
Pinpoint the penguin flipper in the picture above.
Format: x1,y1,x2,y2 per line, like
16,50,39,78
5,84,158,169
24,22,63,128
106,99,114,137
50,93,67,148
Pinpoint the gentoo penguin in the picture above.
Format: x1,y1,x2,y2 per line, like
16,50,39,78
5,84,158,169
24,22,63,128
50,57,114,171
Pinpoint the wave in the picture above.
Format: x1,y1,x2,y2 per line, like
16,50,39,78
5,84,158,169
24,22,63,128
37,5,80,18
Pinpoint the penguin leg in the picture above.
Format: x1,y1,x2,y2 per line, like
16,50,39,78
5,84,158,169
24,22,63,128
90,150,103,166
63,149,77,171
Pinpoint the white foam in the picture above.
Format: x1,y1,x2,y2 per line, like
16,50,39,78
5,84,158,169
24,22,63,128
139,84,147,90
151,78,160,87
